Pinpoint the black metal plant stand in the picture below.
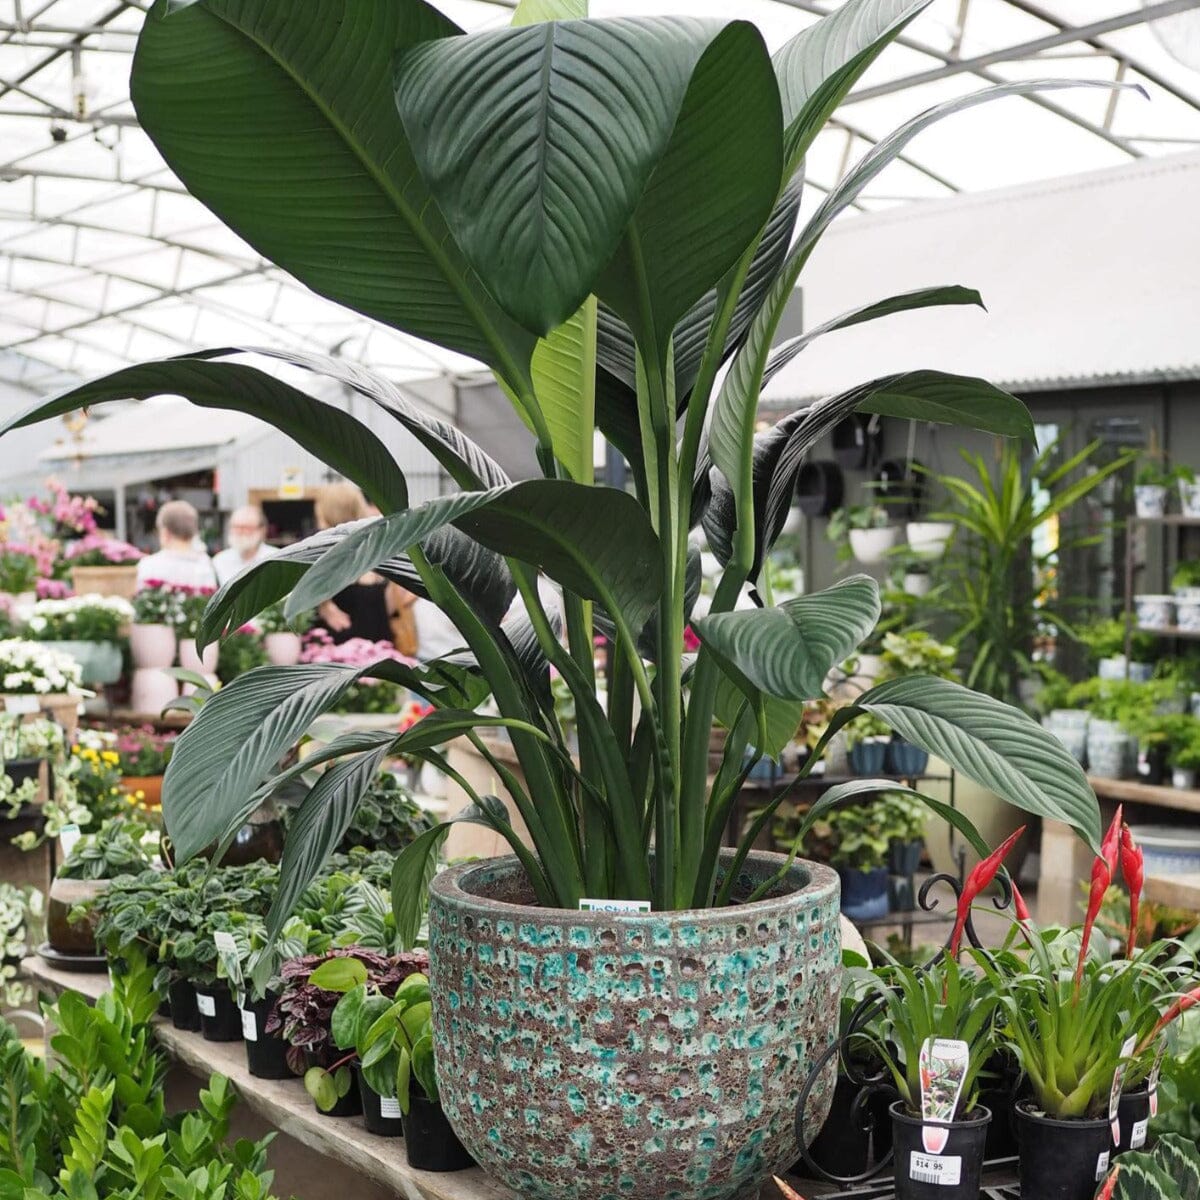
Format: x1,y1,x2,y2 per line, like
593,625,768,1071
792,871,1017,1191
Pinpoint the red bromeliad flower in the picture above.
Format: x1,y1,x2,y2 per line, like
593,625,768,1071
1011,881,1032,924
1074,808,1128,994
1101,805,1123,873
949,826,1026,956
1120,824,1145,958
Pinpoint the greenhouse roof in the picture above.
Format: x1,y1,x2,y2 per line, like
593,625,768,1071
1,0,1199,395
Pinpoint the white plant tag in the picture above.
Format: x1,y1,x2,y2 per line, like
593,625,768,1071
1130,1118,1148,1149
59,823,81,857
4,695,39,714
379,1096,402,1119
910,1152,962,1186
241,1008,257,1041
1109,1035,1137,1143
578,898,651,913
1149,1039,1168,1118
196,992,216,1017
919,1037,970,1154
1096,1151,1110,1181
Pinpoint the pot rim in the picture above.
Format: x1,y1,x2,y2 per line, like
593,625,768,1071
1014,1102,1110,1130
889,1100,992,1129
429,848,838,924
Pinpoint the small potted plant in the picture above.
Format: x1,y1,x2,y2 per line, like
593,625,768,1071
129,581,180,667
0,637,83,734
882,791,928,880
809,801,889,921
175,585,219,676
1134,461,1173,519
284,769,433,855
1169,724,1200,789
828,503,898,565
257,600,304,665
1135,593,1175,633
48,816,153,956
905,518,955,561
64,533,144,599
27,593,133,685
1177,465,1200,519
1076,618,1156,683
114,725,177,808
844,711,893,775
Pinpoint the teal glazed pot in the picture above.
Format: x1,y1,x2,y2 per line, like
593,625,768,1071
427,850,841,1200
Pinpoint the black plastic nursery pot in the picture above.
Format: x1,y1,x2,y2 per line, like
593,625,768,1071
305,1056,363,1118
240,995,291,1080
4,756,42,789
890,1101,990,1200
356,1068,404,1138
1115,1088,1152,1155
1016,1105,1113,1200
168,977,201,1032
194,981,243,1042
403,1091,474,1172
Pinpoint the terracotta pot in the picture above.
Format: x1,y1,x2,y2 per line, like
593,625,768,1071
130,623,176,670
123,774,163,807
70,564,138,601
130,668,179,714
264,632,302,666
46,876,110,956
427,850,841,1200
178,637,218,675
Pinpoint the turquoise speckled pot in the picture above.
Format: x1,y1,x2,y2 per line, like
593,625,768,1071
427,849,841,1200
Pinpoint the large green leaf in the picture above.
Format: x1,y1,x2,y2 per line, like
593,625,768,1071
512,0,586,23
596,21,782,359
266,743,395,937
192,347,511,492
856,676,1102,850
0,359,407,514
774,0,933,174
394,16,737,334
163,660,440,862
132,0,536,383
694,575,881,701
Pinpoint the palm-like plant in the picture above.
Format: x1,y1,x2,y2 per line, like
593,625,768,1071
2,0,1110,928
926,440,1131,705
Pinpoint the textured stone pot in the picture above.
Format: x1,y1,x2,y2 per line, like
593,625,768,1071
47,877,109,955
427,850,841,1200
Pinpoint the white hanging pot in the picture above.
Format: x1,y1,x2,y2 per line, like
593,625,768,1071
905,521,954,560
848,526,898,564
903,572,932,597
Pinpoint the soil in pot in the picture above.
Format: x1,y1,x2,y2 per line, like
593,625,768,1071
195,981,243,1042
891,1101,990,1200
1115,1088,1151,1155
357,1068,405,1138
169,978,201,1032
1016,1104,1112,1200
404,1090,473,1171
241,994,291,1079
836,866,889,922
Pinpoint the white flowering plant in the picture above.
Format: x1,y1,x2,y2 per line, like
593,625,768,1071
0,638,83,695
27,594,134,644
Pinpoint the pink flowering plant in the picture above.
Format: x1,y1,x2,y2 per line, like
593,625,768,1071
301,630,415,715
66,532,144,567
131,581,184,627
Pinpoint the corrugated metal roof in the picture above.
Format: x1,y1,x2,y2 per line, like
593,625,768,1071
761,148,1200,406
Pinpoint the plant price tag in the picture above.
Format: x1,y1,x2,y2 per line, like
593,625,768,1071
4,695,40,714
909,1152,962,1187
1095,1151,1110,1181
196,992,216,1017
59,823,81,857
1108,1035,1137,1144
919,1037,969,1154
379,1096,402,1119
578,898,651,913
241,1008,257,1042
1130,1118,1148,1150
1148,1038,1168,1118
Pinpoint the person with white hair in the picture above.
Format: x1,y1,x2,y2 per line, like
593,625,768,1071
135,500,218,590
212,504,276,586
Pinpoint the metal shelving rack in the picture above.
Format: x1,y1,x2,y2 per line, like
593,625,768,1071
1123,513,1200,660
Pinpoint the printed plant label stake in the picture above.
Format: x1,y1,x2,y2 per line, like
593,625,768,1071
1148,1038,1169,1118
579,898,651,913
1108,1035,1137,1144
919,1037,969,1154
241,1007,258,1042
59,823,81,857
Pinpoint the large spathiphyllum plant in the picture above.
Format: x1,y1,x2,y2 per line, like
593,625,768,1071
2,0,1109,925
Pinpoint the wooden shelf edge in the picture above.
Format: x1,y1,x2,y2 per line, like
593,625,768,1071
1087,775,1200,814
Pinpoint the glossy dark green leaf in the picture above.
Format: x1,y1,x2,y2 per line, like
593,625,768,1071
394,16,734,333
132,0,537,381
0,359,407,514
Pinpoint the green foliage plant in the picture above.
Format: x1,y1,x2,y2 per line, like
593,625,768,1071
1,0,1114,927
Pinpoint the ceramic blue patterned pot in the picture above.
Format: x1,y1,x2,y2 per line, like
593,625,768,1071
427,849,841,1200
